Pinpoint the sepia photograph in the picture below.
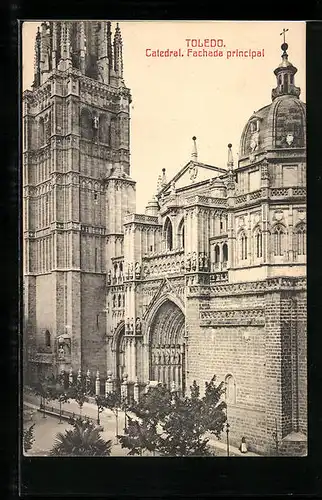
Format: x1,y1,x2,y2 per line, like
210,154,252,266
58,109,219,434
22,20,306,458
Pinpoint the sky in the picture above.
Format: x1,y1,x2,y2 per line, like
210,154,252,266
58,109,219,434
22,21,306,213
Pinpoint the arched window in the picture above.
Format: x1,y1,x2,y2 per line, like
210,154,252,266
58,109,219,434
38,117,45,147
112,294,116,308
223,243,228,263
118,294,122,308
214,244,220,264
290,74,294,85
177,218,185,249
283,74,289,93
240,231,248,260
99,114,110,144
254,228,263,258
295,224,306,256
80,108,93,140
114,263,118,278
273,225,285,256
225,374,236,404
164,218,173,251
45,330,51,348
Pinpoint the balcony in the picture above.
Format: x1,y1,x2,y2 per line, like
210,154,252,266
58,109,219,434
142,249,185,278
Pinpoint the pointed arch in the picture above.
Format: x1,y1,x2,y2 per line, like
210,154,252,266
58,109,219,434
177,218,185,250
225,373,237,404
239,230,248,260
253,226,263,258
80,107,93,140
272,223,286,256
164,217,173,251
294,223,306,256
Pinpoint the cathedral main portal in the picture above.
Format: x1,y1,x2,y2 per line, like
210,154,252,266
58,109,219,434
149,300,186,395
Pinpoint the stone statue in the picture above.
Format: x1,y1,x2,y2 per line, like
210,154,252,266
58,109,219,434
130,318,134,333
126,317,130,334
192,252,197,271
135,262,141,277
203,253,208,270
199,252,204,271
129,262,133,278
135,317,142,334
58,344,65,359
93,116,99,129
186,252,191,271
170,180,176,195
107,270,111,284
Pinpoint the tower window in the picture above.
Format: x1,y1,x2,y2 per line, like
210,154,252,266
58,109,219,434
295,224,306,256
214,244,220,264
273,225,285,256
225,374,236,404
223,243,228,263
177,218,185,250
255,228,263,258
45,330,51,348
94,192,98,202
164,218,173,251
240,231,248,260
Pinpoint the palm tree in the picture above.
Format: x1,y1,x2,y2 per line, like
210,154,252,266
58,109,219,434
50,418,112,456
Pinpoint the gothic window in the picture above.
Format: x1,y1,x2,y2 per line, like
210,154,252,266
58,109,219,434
114,263,118,277
295,224,306,256
95,248,98,271
80,108,93,140
273,225,285,256
177,218,185,249
112,294,116,308
254,228,263,258
99,114,110,145
38,117,45,147
45,330,51,348
290,74,294,85
45,112,51,143
223,243,228,263
118,294,122,308
164,218,173,251
240,231,248,260
225,374,236,404
214,244,220,264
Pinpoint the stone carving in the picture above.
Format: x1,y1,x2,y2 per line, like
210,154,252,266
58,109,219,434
130,318,134,333
135,262,141,278
126,317,130,334
192,252,197,271
198,252,203,271
186,252,191,271
107,270,112,285
93,116,99,129
58,345,65,360
129,262,133,279
135,317,142,334
170,180,176,195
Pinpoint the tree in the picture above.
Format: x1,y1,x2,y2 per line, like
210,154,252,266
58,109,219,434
118,376,227,457
50,417,112,456
23,424,35,453
69,375,89,417
95,395,106,426
103,391,122,439
31,375,55,418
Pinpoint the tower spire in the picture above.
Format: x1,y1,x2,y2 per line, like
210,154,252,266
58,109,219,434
227,143,234,171
191,136,198,161
271,30,301,100
114,23,123,78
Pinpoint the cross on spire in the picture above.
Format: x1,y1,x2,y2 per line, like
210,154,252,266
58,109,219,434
280,28,289,44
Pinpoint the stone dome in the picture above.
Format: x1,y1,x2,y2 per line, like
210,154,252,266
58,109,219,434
239,43,306,160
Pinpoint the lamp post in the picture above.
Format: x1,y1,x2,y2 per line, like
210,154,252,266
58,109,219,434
224,383,230,457
226,422,230,457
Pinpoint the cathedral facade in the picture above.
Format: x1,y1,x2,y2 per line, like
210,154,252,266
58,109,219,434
23,21,307,456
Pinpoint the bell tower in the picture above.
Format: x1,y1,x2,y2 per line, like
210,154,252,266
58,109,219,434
23,21,134,382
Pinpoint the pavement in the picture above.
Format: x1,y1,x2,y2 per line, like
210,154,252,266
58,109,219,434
23,390,260,457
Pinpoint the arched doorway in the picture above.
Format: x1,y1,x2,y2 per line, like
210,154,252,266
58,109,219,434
149,300,186,395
